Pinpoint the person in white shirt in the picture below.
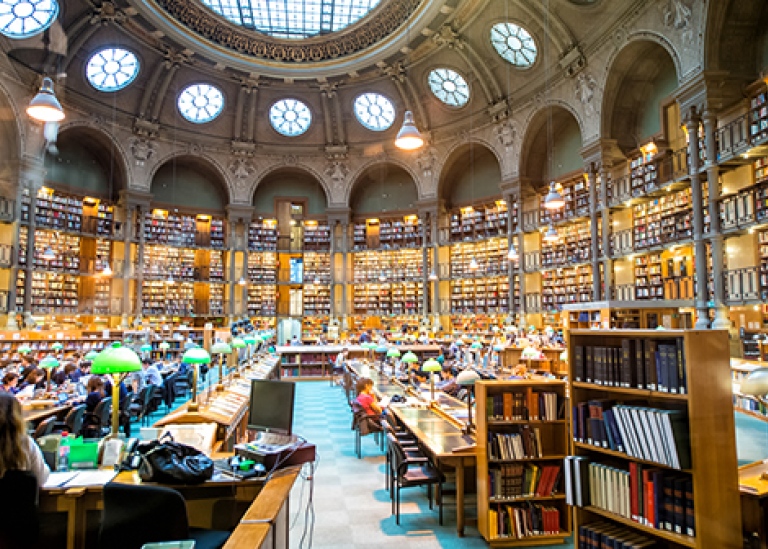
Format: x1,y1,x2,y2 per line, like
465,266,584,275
0,393,49,487
132,359,163,392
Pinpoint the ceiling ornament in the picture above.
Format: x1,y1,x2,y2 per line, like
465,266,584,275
416,146,437,181
660,0,693,45
155,0,421,64
494,119,517,150
574,72,598,117
129,137,156,166
325,160,349,195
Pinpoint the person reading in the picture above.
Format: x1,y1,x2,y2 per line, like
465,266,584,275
0,393,49,487
355,377,382,416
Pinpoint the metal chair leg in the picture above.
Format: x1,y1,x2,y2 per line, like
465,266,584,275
438,482,443,525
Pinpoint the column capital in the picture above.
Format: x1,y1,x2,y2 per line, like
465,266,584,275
226,204,254,224
325,207,351,225
119,189,152,210
415,198,445,218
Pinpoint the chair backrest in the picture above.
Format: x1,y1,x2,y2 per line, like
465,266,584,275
65,404,87,434
95,397,112,425
387,432,407,473
33,416,56,439
99,482,190,549
0,470,39,548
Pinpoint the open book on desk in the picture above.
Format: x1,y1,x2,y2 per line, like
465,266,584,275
44,470,117,488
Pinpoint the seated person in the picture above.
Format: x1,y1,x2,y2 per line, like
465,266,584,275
0,393,50,487
52,363,82,386
0,372,19,394
355,377,382,417
84,376,106,413
18,368,46,392
131,359,163,392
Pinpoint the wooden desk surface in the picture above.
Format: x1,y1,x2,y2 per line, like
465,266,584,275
740,460,768,497
23,403,73,423
389,406,476,458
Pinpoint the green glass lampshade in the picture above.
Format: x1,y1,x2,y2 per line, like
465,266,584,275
159,341,171,350
376,345,389,353
39,356,59,369
85,350,100,361
386,348,401,358
493,345,504,352
140,344,152,352
455,340,465,347
456,370,481,386
402,351,419,363
17,345,32,354
471,341,483,349
51,342,63,351
421,358,442,372
231,338,247,349
182,347,211,364
111,342,122,348
521,346,540,359
243,336,257,345
91,346,142,375
211,342,233,355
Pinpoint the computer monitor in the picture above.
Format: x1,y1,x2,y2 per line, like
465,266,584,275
248,379,296,435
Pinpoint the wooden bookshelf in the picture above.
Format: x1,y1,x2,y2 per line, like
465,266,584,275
567,329,741,549
475,379,571,546
750,90,768,142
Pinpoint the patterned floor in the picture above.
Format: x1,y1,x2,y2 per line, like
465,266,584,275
287,381,573,549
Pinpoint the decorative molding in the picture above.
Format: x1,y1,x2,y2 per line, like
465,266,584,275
129,137,156,167
559,45,587,78
574,72,599,118
325,160,349,196
494,119,518,151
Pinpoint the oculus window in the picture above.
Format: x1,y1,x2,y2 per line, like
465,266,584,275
178,84,225,123
270,99,312,136
353,93,395,131
199,0,381,39
427,68,470,107
490,22,537,67
0,0,58,39
86,48,140,92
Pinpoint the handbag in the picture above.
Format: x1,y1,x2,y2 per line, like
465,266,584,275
136,433,214,484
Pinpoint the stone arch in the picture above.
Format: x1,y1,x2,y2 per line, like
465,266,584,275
600,37,680,154
0,81,24,191
150,153,231,211
252,163,331,209
437,140,503,207
518,102,585,184
346,157,422,204
252,166,329,216
348,161,419,215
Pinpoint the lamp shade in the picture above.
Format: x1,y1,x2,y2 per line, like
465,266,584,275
211,342,233,355
376,345,389,353
85,350,100,361
182,347,211,364
394,111,424,150
741,368,768,396
456,370,481,386
39,356,59,369
243,336,257,345
544,181,565,210
17,345,32,354
111,342,122,348
402,351,419,363
365,342,378,350
421,358,442,372
231,338,247,349
471,341,483,349
455,340,465,347
159,341,171,350
493,345,505,352
51,342,63,351
91,346,142,375
543,224,559,242
386,348,401,358
140,344,152,352
560,350,568,361
27,77,65,123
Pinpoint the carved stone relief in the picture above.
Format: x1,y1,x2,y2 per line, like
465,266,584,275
574,72,598,118
129,137,156,167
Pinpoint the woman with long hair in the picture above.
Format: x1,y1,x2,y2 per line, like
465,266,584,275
0,393,49,486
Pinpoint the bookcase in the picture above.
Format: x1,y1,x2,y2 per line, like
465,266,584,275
566,329,741,549
248,219,278,251
750,90,768,142
475,379,571,546
449,200,513,242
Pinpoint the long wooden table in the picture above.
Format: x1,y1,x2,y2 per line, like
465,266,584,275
354,364,477,536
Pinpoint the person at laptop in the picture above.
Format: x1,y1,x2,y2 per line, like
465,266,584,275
0,393,49,487
355,377,383,417
18,368,45,392
0,373,18,395
131,359,163,392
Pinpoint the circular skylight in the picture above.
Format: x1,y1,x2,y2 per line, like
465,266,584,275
0,0,58,39
178,84,225,123
86,48,140,92
200,0,382,40
270,99,312,136
490,22,537,67
427,68,470,107
354,93,395,131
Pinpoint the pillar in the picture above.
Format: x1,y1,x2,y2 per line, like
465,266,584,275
587,165,600,301
19,157,46,321
600,163,613,299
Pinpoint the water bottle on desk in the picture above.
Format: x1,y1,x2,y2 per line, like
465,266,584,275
58,431,71,472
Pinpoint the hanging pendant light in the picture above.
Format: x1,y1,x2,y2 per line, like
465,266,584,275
238,277,247,286
378,271,388,282
395,111,424,150
102,263,113,277
544,181,565,210
469,258,479,270
428,270,438,281
41,246,56,260
507,242,519,260
27,77,65,123
166,274,175,285
543,224,559,242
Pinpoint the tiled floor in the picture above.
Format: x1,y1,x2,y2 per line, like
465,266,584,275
288,381,572,549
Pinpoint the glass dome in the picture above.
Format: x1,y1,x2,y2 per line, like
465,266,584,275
200,0,382,40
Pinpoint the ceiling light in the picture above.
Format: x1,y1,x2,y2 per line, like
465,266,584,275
428,271,438,281
41,246,56,260
469,258,479,270
314,277,321,284
238,277,247,286
102,263,113,277
544,181,565,210
543,224,559,242
27,77,65,123
378,271,387,282
507,243,519,260
166,274,175,285
395,111,424,150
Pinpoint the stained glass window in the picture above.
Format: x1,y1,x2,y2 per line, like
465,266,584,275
490,22,537,68
270,98,312,136
86,48,140,92
178,84,225,123
353,93,395,131
427,68,470,107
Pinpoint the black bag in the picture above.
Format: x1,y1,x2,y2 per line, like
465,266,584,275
136,434,214,484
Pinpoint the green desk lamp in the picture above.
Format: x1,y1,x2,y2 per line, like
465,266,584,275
376,345,389,374
51,342,63,352
182,347,211,412
85,350,100,361
243,335,257,362
159,341,171,362
401,351,418,364
740,368,768,408
421,358,442,401
456,369,481,431
18,345,32,355
231,337,246,372
90,345,141,439
386,348,401,376
39,355,59,393
140,343,152,358
211,341,232,391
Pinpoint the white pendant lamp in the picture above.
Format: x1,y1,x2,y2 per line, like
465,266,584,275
469,258,479,270
507,243,519,260
395,111,424,151
238,277,247,286
543,224,559,242
544,181,565,210
27,77,65,123
41,246,56,260
102,263,113,277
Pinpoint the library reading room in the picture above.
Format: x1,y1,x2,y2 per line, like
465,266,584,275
1,0,768,548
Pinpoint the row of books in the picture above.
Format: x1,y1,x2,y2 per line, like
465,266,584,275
578,523,655,549
567,457,695,537
572,338,687,394
488,426,543,460
573,401,691,470
486,389,562,421
487,503,561,540
488,463,562,500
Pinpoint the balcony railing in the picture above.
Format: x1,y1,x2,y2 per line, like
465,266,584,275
611,229,634,257
671,147,689,181
726,267,760,302
612,284,636,301
524,292,542,313
720,187,756,231
716,114,750,161
523,251,541,272
522,210,539,232
608,175,632,207
0,197,15,222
